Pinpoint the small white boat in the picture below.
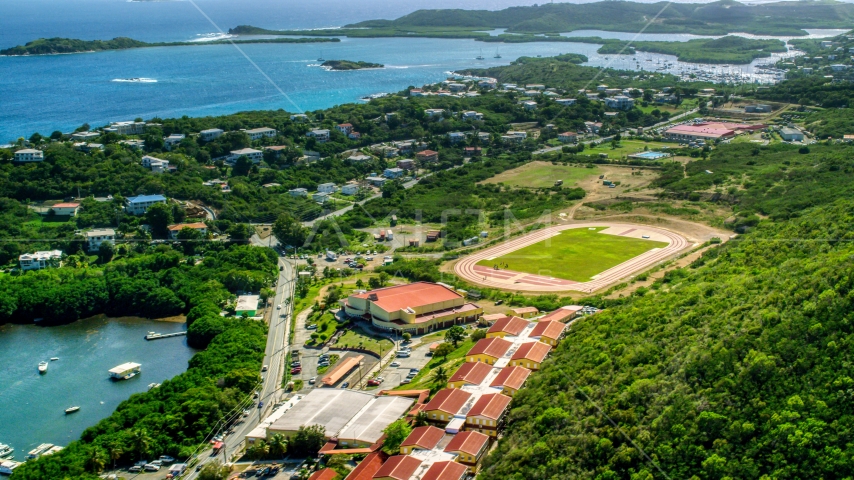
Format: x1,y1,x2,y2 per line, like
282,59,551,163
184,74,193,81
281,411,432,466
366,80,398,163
65,406,80,414
38,361,48,374
0,443,13,458
148,383,161,390
476,49,485,60
50,357,59,361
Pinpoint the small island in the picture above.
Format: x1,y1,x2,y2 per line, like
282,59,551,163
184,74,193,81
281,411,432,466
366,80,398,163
321,60,384,71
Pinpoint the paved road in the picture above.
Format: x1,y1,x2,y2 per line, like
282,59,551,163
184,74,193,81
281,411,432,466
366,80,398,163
184,252,296,478
302,177,422,228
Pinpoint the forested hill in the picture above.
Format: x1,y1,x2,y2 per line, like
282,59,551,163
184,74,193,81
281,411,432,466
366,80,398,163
349,0,854,36
480,199,854,479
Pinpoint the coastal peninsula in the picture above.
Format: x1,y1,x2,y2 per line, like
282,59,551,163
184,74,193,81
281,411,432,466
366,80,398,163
0,36,339,56
321,60,384,70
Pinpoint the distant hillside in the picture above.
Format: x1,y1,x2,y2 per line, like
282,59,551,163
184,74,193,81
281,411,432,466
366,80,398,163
350,0,854,36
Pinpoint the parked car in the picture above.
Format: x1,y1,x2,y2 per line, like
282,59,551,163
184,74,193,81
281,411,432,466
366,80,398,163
143,464,160,472
308,377,316,385
290,361,301,367
341,382,350,388
410,368,419,373
390,362,400,367
261,365,268,372
128,466,142,473
258,401,264,409
243,409,250,417
277,305,282,310
306,324,317,330
400,379,411,384
291,367,301,374
367,379,382,386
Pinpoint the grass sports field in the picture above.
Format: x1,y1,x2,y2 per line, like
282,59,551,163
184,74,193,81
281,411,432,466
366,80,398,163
476,227,668,282
585,139,672,159
480,161,597,188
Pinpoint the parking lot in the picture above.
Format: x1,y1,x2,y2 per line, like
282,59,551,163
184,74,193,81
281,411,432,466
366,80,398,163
379,341,436,388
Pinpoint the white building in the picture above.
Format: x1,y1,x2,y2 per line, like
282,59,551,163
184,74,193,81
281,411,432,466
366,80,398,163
104,121,146,135
780,127,805,142
19,250,63,271
199,128,224,141
312,192,331,203
522,101,537,110
51,202,80,216
425,109,445,118
245,127,276,140
335,123,354,134
317,183,337,194
71,132,100,141
290,114,309,122
384,167,405,179
341,182,360,196
462,111,484,121
348,154,373,162
14,149,43,162
558,132,578,143
86,228,115,253
289,188,308,197
307,129,330,143
447,132,466,144
163,134,185,150
167,222,208,240
142,155,170,173
119,139,145,150
229,148,263,164
125,194,167,215
555,98,576,106
605,95,634,110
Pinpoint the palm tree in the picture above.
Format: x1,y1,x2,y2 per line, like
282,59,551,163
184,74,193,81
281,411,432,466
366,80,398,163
268,433,287,458
432,366,449,385
129,428,153,460
104,440,124,469
86,447,107,473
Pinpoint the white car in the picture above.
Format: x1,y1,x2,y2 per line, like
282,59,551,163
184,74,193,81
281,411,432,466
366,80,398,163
390,362,400,367
308,377,317,385
277,305,282,310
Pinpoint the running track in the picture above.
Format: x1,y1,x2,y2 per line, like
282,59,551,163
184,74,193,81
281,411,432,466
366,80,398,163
454,223,692,293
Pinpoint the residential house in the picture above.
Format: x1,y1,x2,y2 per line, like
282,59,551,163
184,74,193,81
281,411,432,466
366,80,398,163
465,393,511,437
51,202,80,216
597,84,608,91
423,388,472,423
290,114,309,122
14,149,44,162
86,228,115,253
604,112,620,118
489,365,531,397
71,131,100,141
447,83,467,92
448,361,492,389
167,222,207,240
119,139,145,150
199,128,224,141
509,341,551,370
307,129,331,143
529,320,568,346
420,462,468,480
73,142,104,153
235,295,260,317
229,148,263,164
462,111,484,121
555,98,576,106
312,192,331,203
163,134,185,150
125,194,166,215
486,316,529,338
464,147,482,157
19,250,62,271
396,159,416,170
385,112,397,122
558,132,578,143
526,84,545,90
142,155,170,173
366,176,387,187
425,109,445,118
522,101,537,110
443,431,490,473
372,455,422,480
245,127,276,140
289,188,308,197
506,131,527,140
317,183,337,194
104,121,146,135
477,79,497,88
348,131,361,140
501,135,524,144
348,154,373,163
383,167,405,179
341,182,360,196
466,337,512,365
584,122,602,134
477,132,490,143
336,123,354,134
664,124,735,142
399,426,444,454
605,95,634,110
409,89,425,96
447,132,466,144
416,150,439,164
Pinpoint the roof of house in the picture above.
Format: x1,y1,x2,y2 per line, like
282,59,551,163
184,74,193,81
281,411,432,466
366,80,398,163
444,430,489,456
345,451,388,480
245,127,275,133
467,393,512,420
467,337,512,359
449,361,492,386
127,194,166,204
352,282,462,313
664,124,735,138
231,148,262,155
423,388,472,415
529,320,567,340
400,426,445,450
338,123,353,127
539,306,582,323
309,468,339,480
511,306,539,315
372,455,422,480
52,202,80,208
15,148,42,154
490,365,532,391
487,316,529,337
416,150,439,156
511,341,552,363
420,461,468,480
167,222,207,232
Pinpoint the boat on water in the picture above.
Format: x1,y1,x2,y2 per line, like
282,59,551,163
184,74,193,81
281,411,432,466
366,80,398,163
65,406,80,414
38,361,48,374
494,49,501,59
109,362,141,380
112,77,157,83
50,357,59,361
0,443,13,458
148,383,161,390
317,51,325,62
476,49,485,60
26,444,53,460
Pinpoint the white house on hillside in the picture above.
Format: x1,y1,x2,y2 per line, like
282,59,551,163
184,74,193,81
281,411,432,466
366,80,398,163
19,250,63,271
317,183,337,194
199,128,224,141
307,129,331,143
126,194,167,215
86,229,115,253
245,127,276,140
14,149,43,162
229,148,263,164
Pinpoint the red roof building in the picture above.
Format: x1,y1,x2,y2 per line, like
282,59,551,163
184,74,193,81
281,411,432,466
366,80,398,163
466,337,512,364
539,305,583,323
509,341,551,370
444,431,490,473
372,455,422,480
528,321,568,346
448,361,492,389
423,388,472,421
490,366,532,396
664,124,736,142
345,451,388,480
309,468,339,480
416,150,439,163
466,393,512,436
486,316,529,338
420,461,468,480
399,426,445,454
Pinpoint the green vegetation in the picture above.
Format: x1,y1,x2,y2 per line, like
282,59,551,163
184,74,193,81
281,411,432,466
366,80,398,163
476,227,667,282
321,60,384,70
396,338,475,393
0,36,339,56
333,328,394,356
599,36,788,64
8,244,277,479
305,311,342,346
481,161,598,189
481,199,854,479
